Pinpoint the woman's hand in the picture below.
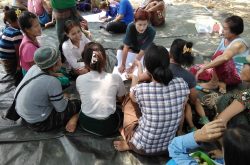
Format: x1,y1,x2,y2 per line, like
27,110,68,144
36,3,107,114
195,66,205,80
126,64,135,74
125,73,133,80
51,72,64,77
75,67,89,75
134,59,141,67
83,30,92,40
80,20,88,30
194,119,226,143
118,64,125,73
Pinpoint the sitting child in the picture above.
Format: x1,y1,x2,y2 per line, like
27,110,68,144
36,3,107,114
0,6,23,85
99,0,119,22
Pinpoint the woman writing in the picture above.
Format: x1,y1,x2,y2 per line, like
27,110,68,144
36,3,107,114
117,8,156,73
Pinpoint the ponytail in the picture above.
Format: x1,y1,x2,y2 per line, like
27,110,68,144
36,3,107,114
152,66,173,85
170,39,194,67
82,42,106,73
144,43,173,85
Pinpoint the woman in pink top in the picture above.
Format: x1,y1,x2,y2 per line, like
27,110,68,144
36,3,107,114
19,11,42,75
28,0,52,25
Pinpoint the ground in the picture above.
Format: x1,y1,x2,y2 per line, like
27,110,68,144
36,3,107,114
0,0,250,164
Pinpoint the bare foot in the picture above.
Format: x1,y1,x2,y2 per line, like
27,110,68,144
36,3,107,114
199,81,219,90
65,114,79,133
113,140,131,152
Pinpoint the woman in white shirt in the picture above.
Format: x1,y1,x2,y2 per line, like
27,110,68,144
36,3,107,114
62,20,90,76
67,42,126,136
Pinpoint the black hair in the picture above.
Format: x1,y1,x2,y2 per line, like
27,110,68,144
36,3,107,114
64,20,81,34
82,42,106,73
61,20,82,44
3,6,18,25
223,124,250,165
18,11,37,32
170,38,194,67
225,15,244,35
144,43,173,85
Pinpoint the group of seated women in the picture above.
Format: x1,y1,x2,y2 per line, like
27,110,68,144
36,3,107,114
1,1,250,164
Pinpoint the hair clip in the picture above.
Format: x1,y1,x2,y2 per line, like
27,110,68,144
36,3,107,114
183,45,192,54
15,9,22,17
91,52,98,64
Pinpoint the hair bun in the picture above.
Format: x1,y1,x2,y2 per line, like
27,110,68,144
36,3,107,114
4,6,10,11
186,42,193,48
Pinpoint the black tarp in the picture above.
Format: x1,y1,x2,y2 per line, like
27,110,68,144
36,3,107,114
0,118,168,165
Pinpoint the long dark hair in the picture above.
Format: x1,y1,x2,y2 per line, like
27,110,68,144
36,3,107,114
223,124,250,165
144,43,173,85
82,42,106,73
59,20,82,63
170,38,194,67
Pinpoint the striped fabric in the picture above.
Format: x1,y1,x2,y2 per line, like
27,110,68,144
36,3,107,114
0,27,23,59
49,92,64,102
131,77,190,153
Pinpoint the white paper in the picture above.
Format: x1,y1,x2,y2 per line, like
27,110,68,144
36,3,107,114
113,50,143,81
82,11,106,23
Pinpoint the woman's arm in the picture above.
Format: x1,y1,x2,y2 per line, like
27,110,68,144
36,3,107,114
196,41,247,79
62,43,85,70
134,59,151,82
116,75,126,103
118,44,129,73
112,14,123,22
42,0,52,14
168,119,225,165
135,50,144,61
129,75,139,102
145,1,165,12
217,99,245,125
74,67,89,75
127,50,145,73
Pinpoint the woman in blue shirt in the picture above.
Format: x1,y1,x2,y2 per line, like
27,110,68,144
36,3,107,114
167,120,250,165
105,0,134,33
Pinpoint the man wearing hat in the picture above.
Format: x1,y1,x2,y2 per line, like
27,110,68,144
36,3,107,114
16,47,80,132
217,55,250,126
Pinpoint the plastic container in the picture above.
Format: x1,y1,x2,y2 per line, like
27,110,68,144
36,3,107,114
195,85,210,93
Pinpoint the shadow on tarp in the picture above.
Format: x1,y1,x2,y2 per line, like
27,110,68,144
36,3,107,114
0,116,169,165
